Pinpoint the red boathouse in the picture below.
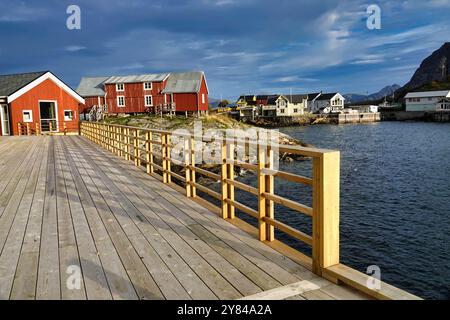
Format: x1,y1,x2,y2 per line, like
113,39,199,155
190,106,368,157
0,71,85,136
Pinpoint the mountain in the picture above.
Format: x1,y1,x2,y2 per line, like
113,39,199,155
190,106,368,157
403,42,450,90
391,42,450,101
344,84,401,104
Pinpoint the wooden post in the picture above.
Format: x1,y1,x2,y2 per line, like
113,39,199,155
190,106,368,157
126,128,130,161
221,139,229,219
227,141,235,219
134,129,140,166
162,134,168,183
265,144,275,241
146,132,153,174
49,121,53,133
185,137,192,197
257,142,267,241
312,152,341,276
26,123,30,136
117,127,121,156
36,123,40,135
107,125,111,151
166,134,172,184
149,132,154,174
190,136,196,197
64,122,67,136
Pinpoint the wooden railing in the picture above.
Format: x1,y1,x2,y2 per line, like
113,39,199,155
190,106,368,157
17,121,79,136
79,121,421,300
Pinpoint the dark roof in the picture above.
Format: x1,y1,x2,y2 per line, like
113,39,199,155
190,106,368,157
238,95,257,105
267,95,282,105
238,95,255,101
317,93,338,100
0,71,47,96
307,93,321,101
283,94,308,103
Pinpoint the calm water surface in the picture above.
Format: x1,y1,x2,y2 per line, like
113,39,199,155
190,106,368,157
276,122,450,299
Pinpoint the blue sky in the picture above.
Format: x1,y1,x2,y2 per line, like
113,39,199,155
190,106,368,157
0,0,449,99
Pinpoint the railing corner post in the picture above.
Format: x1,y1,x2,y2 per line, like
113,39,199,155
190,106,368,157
312,151,341,276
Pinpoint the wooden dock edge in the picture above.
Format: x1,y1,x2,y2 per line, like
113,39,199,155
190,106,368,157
165,181,421,300
323,264,422,300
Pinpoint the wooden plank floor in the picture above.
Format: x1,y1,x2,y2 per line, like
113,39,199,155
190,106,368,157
0,136,369,300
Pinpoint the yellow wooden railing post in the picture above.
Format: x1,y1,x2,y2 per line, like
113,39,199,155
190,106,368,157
133,129,138,166
227,140,235,219
113,126,117,155
145,131,154,174
257,142,267,241
312,151,341,276
166,134,172,184
26,123,30,136
185,137,192,197
221,139,229,219
120,127,125,159
125,128,130,161
265,143,275,241
162,134,168,183
36,123,40,135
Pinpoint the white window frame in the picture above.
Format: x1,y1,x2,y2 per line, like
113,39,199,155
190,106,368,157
116,83,125,92
144,82,152,90
64,110,74,121
202,94,206,104
117,96,125,108
145,95,153,107
23,110,33,123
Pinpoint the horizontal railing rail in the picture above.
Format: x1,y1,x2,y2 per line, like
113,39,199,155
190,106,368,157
17,121,80,136
79,121,421,300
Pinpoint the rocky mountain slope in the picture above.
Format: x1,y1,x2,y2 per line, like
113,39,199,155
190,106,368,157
402,42,450,90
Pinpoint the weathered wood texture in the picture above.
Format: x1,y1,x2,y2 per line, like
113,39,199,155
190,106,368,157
0,136,373,300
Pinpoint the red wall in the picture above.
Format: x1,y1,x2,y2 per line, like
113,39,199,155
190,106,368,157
83,96,105,113
106,81,168,114
100,75,209,114
172,76,209,112
9,78,81,135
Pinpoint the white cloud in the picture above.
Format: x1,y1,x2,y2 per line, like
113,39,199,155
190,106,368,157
64,46,87,52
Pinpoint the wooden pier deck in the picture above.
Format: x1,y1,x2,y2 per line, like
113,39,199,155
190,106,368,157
0,135,370,300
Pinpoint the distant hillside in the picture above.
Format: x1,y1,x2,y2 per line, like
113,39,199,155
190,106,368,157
344,84,401,104
403,42,450,90
208,98,221,109
394,42,450,101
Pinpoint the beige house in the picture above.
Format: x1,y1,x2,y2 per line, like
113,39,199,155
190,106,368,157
260,94,307,117
307,92,345,113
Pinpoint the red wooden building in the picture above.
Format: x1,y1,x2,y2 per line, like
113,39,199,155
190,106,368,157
76,76,109,118
76,71,209,116
0,71,85,136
